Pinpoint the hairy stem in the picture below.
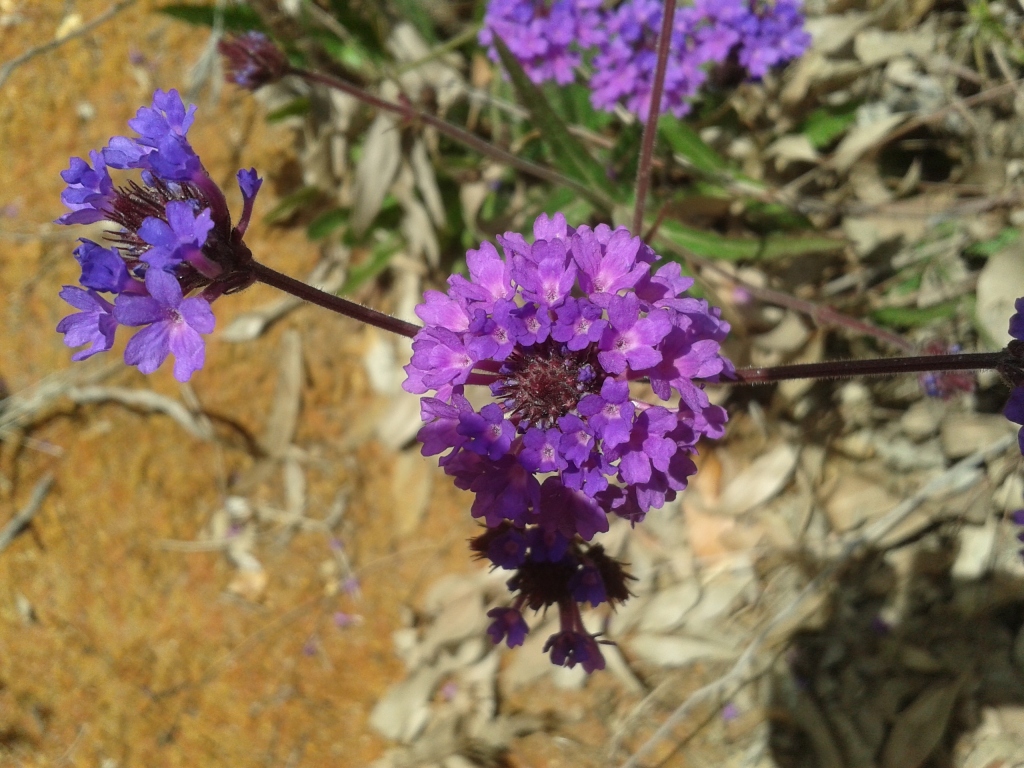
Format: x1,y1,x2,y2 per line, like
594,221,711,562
250,261,419,338
291,66,600,204
632,0,677,235
733,352,1002,384
649,221,914,352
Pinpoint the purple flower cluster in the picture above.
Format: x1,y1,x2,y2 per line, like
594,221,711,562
404,213,732,670
480,0,810,118
479,0,605,85
56,89,262,381
1002,299,1024,454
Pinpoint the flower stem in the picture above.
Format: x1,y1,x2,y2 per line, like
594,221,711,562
732,351,1003,384
289,66,603,206
632,0,677,236
249,261,419,338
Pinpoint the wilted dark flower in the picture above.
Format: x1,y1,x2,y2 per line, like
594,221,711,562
218,32,289,90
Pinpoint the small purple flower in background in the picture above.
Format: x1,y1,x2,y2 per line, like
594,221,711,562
595,0,810,118
406,213,731,671
479,0,605,85
584,0,810,119
1002,299,1024,454
56,89,263,381
1010,511,1024,559
218,32,289,90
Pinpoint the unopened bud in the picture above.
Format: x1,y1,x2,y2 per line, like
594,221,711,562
218,32,288,90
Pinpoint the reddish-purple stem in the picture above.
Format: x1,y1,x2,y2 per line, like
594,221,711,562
249,260,1004,385
632,0,677,235
734,352,1002,384
250,261,419,338
290,66,601,204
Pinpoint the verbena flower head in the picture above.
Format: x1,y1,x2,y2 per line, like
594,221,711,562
404,214,732,670
589,0,810,118
479,0,605,85
56,89,262,381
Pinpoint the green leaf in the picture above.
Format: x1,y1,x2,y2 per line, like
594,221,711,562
265,97,311,123
325,0,385,54
872,299,964,328
390,0,437,42
316,32,377,73
801,103,859,149
262,186,321,225
491,37,616,207
306,208,348,240
656,219,845,261
965,227,1020,257
159,3,263,30
658,116,729,177
341,234,403,295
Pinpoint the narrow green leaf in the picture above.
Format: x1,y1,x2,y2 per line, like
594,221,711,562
872,299,964,328
390,0,437,42
159,3,263,30
801,103,859,149
965,227,1020,257
262,186,321,225
657,219,845,261
658,116,729,177
341,235,403,295
306,208,348,240
492,37,617,206
266,97,311,123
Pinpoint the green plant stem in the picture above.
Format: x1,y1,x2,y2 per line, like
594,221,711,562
290,66,598,202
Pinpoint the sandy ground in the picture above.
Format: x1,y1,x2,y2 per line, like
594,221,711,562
0,2,484,764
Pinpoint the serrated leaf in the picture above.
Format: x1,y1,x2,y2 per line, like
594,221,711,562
307,208,348,240
266,97,311,123
492,37,616,208
657,219,845,261
159,3,263,30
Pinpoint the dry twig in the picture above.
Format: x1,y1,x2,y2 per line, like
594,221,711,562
0,474,54,555
0,0,138,89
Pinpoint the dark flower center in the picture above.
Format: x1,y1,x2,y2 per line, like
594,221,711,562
104,177,254,297
106,177,209,258
492,340,603,427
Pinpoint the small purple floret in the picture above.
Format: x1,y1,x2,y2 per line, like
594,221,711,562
486,607,530,647
56,287,118,361
116,269,215,382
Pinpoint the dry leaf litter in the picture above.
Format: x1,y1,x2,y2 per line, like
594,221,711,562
3,0,1024,766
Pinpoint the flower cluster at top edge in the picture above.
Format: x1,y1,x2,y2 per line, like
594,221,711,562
403,213,732,671
480,0,811,118
55,89,263,381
